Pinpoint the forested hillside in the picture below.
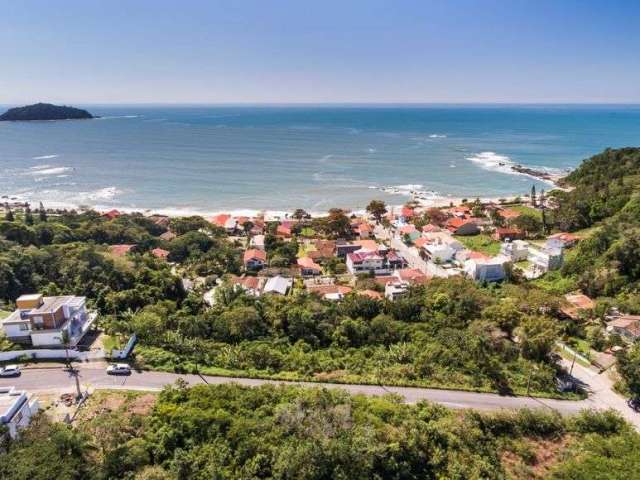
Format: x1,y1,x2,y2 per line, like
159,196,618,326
1,384,637,480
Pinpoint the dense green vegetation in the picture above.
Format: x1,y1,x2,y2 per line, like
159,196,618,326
0,384,636,480
552,148,640,299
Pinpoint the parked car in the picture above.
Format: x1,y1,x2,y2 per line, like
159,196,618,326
0,365,21,377
628,397,640,412
106,363,131,375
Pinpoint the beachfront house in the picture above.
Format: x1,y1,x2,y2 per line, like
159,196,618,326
1,387,39,439
1,294,96,347
527,244,563,272
263,276,293,295
500,240,529,262
244,249,267,270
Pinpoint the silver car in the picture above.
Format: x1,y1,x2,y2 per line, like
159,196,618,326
106,363,131,375
0,365,21,377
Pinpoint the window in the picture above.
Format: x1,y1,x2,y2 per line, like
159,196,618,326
19,324,30,331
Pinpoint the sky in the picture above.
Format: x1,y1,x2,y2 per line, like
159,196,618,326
1,0,639,104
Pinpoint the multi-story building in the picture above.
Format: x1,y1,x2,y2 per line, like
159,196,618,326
1,294,96,347
500,240,529,262
346,250,406,275
0,387,39,438
527,245,563,272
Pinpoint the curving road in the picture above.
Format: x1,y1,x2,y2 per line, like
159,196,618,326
1,364,587,414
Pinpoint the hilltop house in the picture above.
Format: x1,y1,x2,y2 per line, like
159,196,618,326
547,232,580,249
561,293,596,320
263,276,293,295
385,280,409,300
607,315,640,342
1,294,96,347
151,248,170,260
464,256,510,282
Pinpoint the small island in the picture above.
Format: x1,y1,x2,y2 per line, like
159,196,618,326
0,102,95,121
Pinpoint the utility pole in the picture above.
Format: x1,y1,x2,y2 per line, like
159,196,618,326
569,351,577,377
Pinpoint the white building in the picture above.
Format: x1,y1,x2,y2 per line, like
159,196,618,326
250,234,265,250
263,276,293,295
423,243,456,263
0,387,39,439
527,245,563,272
464,255,510,282
500,240,529,262
385,281,409,300
1,294,96,348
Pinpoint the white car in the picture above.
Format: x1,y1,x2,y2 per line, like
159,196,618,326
106,363,131,375
0,365,21,377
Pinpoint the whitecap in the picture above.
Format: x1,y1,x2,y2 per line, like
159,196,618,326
32,154,59,160
30,166,73,176
428,134,447,138
465,152,516,175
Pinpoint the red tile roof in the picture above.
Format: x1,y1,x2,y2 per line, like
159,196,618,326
244,249,267,264
413,237,429,249
358,289,383,300
102,209,121,220
401,207,415,218
307,284,353,296
396,268,430,284
297,257,321,271
151,248,170,259
211,214,231,227
499,208,521,220
422,224,441,233
110,244,135,257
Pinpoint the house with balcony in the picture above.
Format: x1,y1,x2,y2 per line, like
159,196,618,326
1,294,96,347
500,240,529,262
527,244,563,272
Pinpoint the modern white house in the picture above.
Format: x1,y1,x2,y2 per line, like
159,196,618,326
500,240,529,262
423,243,456,263
464,255,510,282
527,245,563,272
1,294,96,347
385,280,409,300
263,276,293,295
0,386,39,439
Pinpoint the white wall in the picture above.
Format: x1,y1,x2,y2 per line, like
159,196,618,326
0,349,88,362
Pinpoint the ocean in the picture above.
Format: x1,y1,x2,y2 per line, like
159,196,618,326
1,104,639,216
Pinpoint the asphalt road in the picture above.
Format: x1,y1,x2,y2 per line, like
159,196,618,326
2,365,589,415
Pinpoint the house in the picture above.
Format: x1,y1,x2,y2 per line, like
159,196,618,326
151,248,170,260
394,268,429,285
309,240,336,262
244,249,267,270
547,232,580,249
110,244,136,257
0,387,39,439
276,221,294,237
101,209,121,220
607,315,640,342
346,250,405,275
229,275,264,297
1,294,96,347
446,218,480,236
211,214,237,233
250,234,265,250
159,231,176,242
385,281,409,300
493,227,523,241
561,293,596,320
263,276,293,295
403,230,422,244
447,205,471,218
355,239,383,252
355,223,373,239
297,257,322,276
464,256,509,282
401,206,416,220
422,224,441,233
423,242,456,263
527,245,563,272
423,231,465,251
336,241,362,258
149,214,170,228
399,224,417,236
500,240,529,262
307,284,353,301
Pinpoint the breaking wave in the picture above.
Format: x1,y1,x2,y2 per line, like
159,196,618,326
32,154,59,160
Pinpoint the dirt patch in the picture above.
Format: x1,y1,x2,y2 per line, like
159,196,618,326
501,435,573,479
128,393,156,415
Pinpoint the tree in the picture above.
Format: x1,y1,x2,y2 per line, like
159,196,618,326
366,200,387,224
24,207,34,226
516,315,558,361
38,202,47,222
531,185,537,207
323,208,351,238
617,343,640,399
292,208,310,220
4,208,14,222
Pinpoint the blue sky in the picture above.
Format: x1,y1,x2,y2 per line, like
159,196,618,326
1,0,639,103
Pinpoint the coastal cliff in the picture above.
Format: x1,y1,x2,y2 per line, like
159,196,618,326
0,103,94,121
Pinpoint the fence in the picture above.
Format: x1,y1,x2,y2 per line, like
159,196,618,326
0,349,89,362
110,334,137,360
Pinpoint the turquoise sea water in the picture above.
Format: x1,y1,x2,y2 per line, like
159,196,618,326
0,105,639,215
